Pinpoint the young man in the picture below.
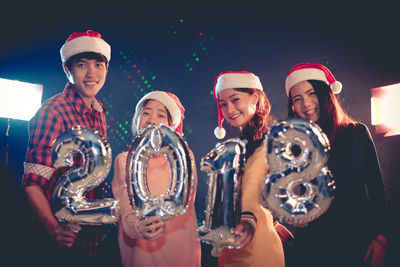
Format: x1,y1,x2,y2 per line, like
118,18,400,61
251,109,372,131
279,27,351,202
22,30,116,266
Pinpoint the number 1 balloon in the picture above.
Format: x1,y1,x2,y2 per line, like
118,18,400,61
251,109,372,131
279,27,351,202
51,126,120,225
198,138,247,257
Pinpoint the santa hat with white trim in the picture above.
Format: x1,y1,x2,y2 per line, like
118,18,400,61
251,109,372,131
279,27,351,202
60,30,111,63
213,71,263,139
285,62,342,96
133,91,185,135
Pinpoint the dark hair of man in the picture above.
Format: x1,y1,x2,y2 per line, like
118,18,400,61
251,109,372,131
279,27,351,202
287,80,356,142
65,52,108,70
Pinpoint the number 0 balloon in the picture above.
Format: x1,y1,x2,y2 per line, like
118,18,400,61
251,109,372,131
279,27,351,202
51,126,120,225
126,125,193,220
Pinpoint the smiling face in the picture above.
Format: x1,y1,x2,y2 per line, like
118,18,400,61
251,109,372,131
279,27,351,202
137,99,171,131
218,88,259,128
63,58,108,107
290,80,320,123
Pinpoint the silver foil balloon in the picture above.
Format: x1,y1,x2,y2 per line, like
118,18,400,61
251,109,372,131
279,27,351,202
126,125,193,220
198,138,247,257
51,125,120,225
261,118,335,227
265,118,330,180
261,167,335,227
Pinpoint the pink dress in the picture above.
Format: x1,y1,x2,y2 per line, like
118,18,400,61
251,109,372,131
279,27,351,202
112,151,201,267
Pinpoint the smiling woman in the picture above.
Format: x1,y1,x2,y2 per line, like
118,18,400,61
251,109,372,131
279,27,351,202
284,62,389,267
211,71,286,267
290,81,320,123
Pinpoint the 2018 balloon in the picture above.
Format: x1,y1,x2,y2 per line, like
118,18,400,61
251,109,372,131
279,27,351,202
51,125,120,225
198,138,247,257
126,125,193,220
261,118,335,227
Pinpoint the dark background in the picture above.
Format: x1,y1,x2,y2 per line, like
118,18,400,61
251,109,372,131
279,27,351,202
1,1,399,266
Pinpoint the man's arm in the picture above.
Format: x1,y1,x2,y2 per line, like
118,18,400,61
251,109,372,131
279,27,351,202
25,185,80,247
25,185,58,237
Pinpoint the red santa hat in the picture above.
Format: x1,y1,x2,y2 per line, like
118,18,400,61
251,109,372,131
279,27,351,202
285,62,342,96
60,30,111,63
213,71,263,139
134,91,185,135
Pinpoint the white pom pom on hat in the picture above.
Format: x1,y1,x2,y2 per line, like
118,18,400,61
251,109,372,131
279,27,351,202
212,71,264,139
330,80,342,94
214,126,226,139
285,62,342,96
60,30,111,63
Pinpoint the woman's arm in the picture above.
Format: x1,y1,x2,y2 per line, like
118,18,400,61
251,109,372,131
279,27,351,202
112,152,141,239
233,145,269,247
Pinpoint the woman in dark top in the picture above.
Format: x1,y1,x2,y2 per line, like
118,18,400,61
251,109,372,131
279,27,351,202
284,62,389,267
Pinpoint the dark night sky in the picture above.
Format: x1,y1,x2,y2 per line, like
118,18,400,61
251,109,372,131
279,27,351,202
1,1,399,266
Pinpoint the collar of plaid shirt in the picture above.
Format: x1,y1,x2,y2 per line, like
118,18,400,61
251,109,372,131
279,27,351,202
64,83,106,115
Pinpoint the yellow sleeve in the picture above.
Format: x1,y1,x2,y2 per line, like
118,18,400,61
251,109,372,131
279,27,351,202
241,145,268,216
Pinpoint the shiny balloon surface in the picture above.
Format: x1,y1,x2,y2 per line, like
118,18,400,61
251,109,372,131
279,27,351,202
51,126,119,225
198,138,247,257
126,125,193,220
261,118,335,227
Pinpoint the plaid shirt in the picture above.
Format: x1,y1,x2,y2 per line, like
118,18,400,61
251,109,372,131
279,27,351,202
22,83,107,256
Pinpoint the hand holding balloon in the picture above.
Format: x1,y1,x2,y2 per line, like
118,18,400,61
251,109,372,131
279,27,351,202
136,216,166,240
54,222,82,247
233,220,255,249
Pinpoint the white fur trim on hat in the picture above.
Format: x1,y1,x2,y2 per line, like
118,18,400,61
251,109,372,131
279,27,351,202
215,72,263,96
285,63,343,95
60,36,111,63
135,91,182,128
285,68,328,96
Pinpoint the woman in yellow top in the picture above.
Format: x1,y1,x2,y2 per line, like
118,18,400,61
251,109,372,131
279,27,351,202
212,71,285,267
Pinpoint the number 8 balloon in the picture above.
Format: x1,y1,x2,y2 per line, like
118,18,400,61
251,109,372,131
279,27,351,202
261,118,335,227
51,125,120,225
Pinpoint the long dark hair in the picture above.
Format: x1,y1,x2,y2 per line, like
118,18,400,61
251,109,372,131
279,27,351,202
287,80,356,142
235,88,274,158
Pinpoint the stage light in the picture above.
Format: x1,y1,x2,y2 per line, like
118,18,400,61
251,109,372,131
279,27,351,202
0,78,43,169
371,83,400,137
0,78,43,121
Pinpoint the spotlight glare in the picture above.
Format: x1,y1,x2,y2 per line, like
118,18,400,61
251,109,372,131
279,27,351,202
0,78,43,121
371,83,400,136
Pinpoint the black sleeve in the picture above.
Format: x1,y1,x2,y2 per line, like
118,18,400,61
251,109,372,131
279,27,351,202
358,123,389,238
